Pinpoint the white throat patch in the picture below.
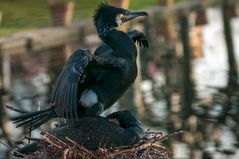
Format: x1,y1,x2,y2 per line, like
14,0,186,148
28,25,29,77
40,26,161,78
116,18,122,26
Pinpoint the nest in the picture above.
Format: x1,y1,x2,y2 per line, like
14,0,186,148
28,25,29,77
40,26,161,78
17,130,182,159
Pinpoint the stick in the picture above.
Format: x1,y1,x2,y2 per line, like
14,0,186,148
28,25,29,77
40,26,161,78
65,137,97,158
42,136,62,149
43,131,67,146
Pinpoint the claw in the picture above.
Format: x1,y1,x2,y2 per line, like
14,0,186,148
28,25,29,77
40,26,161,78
146,41,149,48
139,41,142,47
143,41,147,48
142,42,145,48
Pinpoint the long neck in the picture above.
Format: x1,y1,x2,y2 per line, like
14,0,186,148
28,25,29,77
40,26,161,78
95,18,115,41
106,30,137,60
95,19,137,60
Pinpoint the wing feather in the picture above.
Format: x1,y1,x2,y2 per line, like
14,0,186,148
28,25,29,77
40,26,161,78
72,83,79,119
67,84,74,119
55,64,72,117
51,47,125,120
62,83,69,118
50,49,91,119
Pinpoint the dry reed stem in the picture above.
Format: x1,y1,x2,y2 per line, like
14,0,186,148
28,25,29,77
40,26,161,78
21,130,181,159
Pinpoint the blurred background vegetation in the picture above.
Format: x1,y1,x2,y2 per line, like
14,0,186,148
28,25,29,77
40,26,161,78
0,0,156,35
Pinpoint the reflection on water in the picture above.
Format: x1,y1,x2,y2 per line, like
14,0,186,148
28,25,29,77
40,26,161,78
141,7,239,159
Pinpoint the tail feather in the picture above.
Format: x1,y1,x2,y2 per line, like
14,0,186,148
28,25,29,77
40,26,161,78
11,106,57,130
15,113,48,128
13,112,44,125
14,110,52,127
11,108,51,121
25,113,56,130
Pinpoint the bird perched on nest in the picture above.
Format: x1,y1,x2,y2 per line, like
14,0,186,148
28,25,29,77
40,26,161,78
14,110,145,156
11,3,148,130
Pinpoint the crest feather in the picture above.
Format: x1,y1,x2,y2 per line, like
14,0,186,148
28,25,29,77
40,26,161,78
93,3,110,21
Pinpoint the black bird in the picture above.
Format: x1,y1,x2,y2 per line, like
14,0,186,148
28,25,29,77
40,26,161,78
11,3,148,130
14,110,145,156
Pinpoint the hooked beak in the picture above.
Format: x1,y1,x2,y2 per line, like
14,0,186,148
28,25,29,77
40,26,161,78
121,11,148,23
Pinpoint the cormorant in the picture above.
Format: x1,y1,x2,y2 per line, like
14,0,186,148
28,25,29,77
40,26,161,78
11,3,148,130
14,110,145,156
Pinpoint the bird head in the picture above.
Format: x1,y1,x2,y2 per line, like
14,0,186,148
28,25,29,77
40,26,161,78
94,3,148,38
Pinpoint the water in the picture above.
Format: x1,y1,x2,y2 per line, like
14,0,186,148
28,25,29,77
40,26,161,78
142,7,239,159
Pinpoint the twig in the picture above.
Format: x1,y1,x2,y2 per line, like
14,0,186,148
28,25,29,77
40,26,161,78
63,148,69,159
42,136,62,149
159,130,184,142
65,137,97,158
103,131,179,158
104,141,166,158
151,143,167,149
43,131,67,146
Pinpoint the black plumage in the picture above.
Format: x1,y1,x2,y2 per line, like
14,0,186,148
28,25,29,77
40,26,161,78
14,110,145,156
52,111,145,150
11,3,148,130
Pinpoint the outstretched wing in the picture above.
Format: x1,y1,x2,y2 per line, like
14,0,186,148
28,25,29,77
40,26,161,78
50,49,92,119
50,48,124,120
